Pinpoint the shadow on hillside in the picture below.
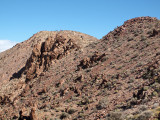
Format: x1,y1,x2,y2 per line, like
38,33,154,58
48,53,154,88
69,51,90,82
10,67,25,80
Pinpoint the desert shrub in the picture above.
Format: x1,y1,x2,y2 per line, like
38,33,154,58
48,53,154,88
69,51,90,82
60,112,68,119
78,97,90,106
105,112,123,120
126,110,153,120
140,35,147,41
151,83,160,93
128,37,134,41
136,110,153,120
128,78,134,83
96,97,108,110
143,86,149,91
77,113,86,119
147,30,153,35
139,105,148,111
152,91,158,97
134,33,139,36
68,108,76,114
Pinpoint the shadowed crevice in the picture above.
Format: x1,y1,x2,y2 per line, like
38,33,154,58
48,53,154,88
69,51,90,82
10,67,25,80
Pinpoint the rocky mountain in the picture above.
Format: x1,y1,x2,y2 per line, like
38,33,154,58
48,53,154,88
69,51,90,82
0,17,160,120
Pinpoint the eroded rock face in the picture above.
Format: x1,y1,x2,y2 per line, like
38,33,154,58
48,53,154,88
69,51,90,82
24,31,98,82
25,35,78,81
78,52,106,70
0,31,57,84
18,106,37,120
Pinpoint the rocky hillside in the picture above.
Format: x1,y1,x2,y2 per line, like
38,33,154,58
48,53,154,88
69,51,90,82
0,17,160,120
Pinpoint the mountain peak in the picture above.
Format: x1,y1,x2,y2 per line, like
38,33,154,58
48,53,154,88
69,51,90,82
102,16,160,41
124,16,158,26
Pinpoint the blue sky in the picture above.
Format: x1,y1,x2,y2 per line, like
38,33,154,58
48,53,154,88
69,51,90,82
0,0,160,52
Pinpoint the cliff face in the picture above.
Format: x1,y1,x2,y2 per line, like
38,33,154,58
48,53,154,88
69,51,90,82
0,31,56,85
0,17,160,120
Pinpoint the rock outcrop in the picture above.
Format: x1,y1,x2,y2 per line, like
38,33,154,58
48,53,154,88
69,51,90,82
24,31,97,82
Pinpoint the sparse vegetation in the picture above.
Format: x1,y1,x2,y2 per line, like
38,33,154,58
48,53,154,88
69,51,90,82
0,17,160,119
